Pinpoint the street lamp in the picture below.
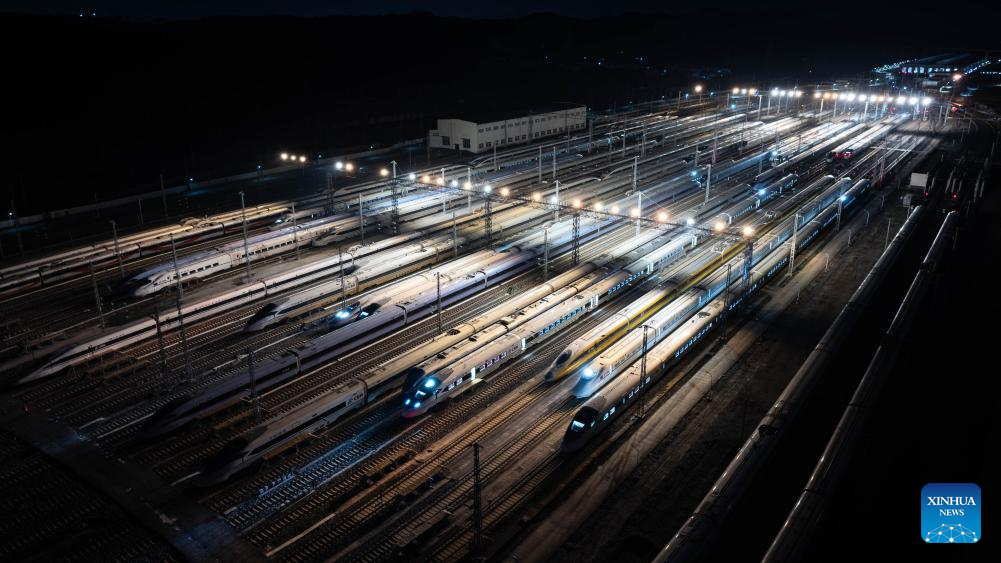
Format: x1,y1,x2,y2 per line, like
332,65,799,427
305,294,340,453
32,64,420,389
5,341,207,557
335,161,344,171
280,152,289,161
380,168,389,177
500,187,510,197
695,84,703,103
344,162,354,172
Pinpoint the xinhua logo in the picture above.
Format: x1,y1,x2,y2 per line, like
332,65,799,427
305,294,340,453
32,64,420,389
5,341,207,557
921,483,981,544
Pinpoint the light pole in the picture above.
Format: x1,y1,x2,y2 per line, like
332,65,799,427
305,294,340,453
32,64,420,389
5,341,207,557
695,84,703,104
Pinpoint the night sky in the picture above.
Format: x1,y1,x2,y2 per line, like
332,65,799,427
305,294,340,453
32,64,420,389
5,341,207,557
2,1,997,212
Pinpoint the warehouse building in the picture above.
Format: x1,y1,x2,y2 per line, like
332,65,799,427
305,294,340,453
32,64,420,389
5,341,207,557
428,105,587,154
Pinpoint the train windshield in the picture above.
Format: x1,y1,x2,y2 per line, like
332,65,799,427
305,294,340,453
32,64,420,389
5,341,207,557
568,408,598,432
554,350,572,366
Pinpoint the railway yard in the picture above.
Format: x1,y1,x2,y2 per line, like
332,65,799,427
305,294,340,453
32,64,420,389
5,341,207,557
0,88,994,563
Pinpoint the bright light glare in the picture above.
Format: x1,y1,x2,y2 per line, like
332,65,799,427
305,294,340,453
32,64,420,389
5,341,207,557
335,161,344,170
280,152,289,160
953,73,962,81
749,88,757,95
484,185,492,193
695,85,703,93
408,173,417,181
922,97,932,105
463,181,472,189
299,156,306,163
421,174,431,183
500,187,510,196
686,217,695,226
758,189,766,196
611,205,620,214
896,96,907,104
714,220,726,231
909,96,919,105
732,87,740,94
795,91,803,98
532,192,542,202
814,92,821,99
450,179,459,187
740,88,747,94
823,92,831,99
742,226,754,237
345,163,354,172
435,177,445,185
657,211,668,222
594,202,603,211
380,168,389,177
550,196,558,203
630,208,640,217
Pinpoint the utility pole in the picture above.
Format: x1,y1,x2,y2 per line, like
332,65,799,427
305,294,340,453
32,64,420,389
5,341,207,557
175,296,192,383
552,147,557,179
471,443,484,556
632,156,638,193
452,211,458,259
543,228,550,282
789,213,799,275
89,261,105,328
339,246,347,308
636,191,642,238
436,271,443,333
152,300,167,384
485,192,493,248
391,174,400,235
704,164,712,204
573,212,580,266
538,146,542,183
554,180,560,222
169,233,183,301
109,219,124,279
358,194,364,244
638,325,649,419
291,202,300,260
247,348,260,422
239,191,252,282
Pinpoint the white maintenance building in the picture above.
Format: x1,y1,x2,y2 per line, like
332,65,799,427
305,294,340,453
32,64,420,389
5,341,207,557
428,105,587,154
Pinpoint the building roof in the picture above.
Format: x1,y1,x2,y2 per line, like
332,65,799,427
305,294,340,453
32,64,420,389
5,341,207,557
443,103,585,125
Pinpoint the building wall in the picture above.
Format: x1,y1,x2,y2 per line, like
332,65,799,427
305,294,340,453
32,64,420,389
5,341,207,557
429,106,587,154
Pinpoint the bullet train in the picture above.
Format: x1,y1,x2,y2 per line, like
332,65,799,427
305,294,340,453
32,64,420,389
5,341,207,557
16,233,427,384
118,213,360,297
545,173,809,383
0,204,292,298
753,122,864,185
196,379,373,485
243,236,463,331
194,264,614,482
137,246,541,439
562,177,875,451
826,123,897,162
399,214,718,417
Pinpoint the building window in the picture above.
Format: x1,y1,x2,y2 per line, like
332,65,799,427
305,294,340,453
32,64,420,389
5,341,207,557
486,141,492,147
508,137,513,143
463,138,471,149
478,143,484,149
441,136,450,146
